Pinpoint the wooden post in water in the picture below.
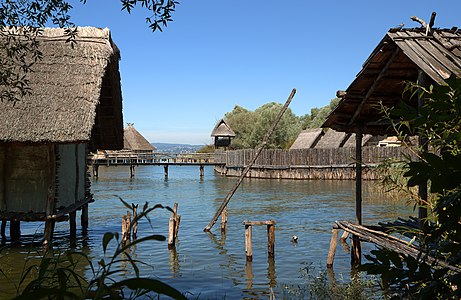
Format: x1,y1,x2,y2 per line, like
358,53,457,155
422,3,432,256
130,164,135,177
220,207,227,233
352,131,363,266
122,211,131,246
92,164,99,177
1,220,6,241
164,165,169,178
244,223,253,261
44,145,56,246
10,219,20,242
81,204,88,233
168,203,180,249
69,211,77,240
267,221,275,257
327,228,339,268
132,204,138,240
199,165,204,177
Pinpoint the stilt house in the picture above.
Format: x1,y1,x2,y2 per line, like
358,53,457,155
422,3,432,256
322,18,461,265
0,27,123,242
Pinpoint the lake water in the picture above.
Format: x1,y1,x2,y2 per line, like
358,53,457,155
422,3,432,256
0,165,414,299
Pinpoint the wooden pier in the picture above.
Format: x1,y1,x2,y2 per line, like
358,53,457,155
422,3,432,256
90,152,225,178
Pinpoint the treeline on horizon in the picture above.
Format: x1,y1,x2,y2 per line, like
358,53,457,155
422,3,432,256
199,97,340,152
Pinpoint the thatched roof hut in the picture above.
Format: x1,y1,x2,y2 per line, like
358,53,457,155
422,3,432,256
0,27,123,149
0,27,123,243
314,129,348,148
211,119,236,149
124,124,156,152
290,128,323,149
323,26,461,135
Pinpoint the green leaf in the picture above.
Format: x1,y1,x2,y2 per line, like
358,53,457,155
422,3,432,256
110,278,187,300
102,232,115,254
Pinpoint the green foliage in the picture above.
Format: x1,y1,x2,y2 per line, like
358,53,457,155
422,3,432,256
1,200,186,300
362,76,461,299
223,98,339,150
1,0,178,103
196,144,214,153
280,264,381,300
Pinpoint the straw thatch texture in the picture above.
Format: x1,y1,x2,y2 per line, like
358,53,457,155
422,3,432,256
290,128,324,149
124,124,156,151
323,27,461,135
314,129,348,148
0,27,123,149
211,119,236,137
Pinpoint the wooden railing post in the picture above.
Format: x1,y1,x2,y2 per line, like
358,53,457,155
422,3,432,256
245,224,253,261
267,221,275,257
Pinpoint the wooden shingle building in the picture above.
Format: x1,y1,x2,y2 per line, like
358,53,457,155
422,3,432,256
0,27,123,243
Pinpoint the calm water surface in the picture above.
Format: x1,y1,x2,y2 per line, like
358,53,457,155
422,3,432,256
0,165,414,299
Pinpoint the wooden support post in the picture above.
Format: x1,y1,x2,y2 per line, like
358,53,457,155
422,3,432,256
417,70,428,229
268,255,276,288
352,131,363,266
168,216,175,249
1,220,6,241
245,260,254,289
92,164,99,177
69,211,77,240
10,219,20,242
164,165,169,178
199,165,204,177
43,219,55,246
326,228,339,268
220,207,227,233
81,204,88,233
130,165,135,178
267,222,275,258
245,224,253,261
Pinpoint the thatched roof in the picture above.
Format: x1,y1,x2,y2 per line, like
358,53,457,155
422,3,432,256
290,128,323,149
211,119,236,137
314,129,348,148
124,124,156,151
0,27,123,150
323,26,461,135
341,134,378,148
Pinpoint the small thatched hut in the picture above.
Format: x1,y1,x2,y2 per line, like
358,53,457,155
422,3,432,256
211,119,236,149
123,123,156,153
0,27,123,243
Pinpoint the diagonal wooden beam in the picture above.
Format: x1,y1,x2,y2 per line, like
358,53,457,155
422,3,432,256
347,48,401,127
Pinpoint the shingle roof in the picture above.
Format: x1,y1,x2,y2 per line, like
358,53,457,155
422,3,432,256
323,26,461,135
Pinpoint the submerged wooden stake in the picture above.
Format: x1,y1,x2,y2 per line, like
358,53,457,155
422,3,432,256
168,203,180,248
132,204,138,240
243,220,276,261
327,228,339,268
122,211,131,246
81,204,88,233
245,224,253,261
220,207,227,232
69,211,77,240
204,89,296,232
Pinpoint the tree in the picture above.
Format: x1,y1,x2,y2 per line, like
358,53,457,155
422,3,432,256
362,76,461,299
0,0,178,103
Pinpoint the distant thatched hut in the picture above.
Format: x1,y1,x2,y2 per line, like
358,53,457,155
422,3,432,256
124,123,156,154
289,128,323,149
0,27,123,243
211,119,236,149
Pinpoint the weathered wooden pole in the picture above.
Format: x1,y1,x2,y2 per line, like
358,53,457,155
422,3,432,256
352,131,363,266
121,211,131,246
326,228,339,268
44,145,56,246
81,203,89,233
220,207,227,232
199,165,204,177
132,204,138,240
168,203,180,249
130,164,135,177
204,89,296,232
417,70,428,228
164,165,169,178
92,164,99,177
245,223,253,261
69,211,77,240
10,219,21,242
267,221,275,257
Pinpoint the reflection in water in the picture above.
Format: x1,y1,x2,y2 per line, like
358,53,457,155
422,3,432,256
245,260,254,289
168,247,180,277
267,256,276,288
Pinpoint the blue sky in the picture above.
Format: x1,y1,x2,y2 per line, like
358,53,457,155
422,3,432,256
68,1,460,145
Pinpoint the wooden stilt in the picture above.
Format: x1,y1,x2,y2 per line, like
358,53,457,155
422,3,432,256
81,204,88,233
43,219,55,246
220,207,227,233
122,212,131,246
168,216,175,249
130,165,135,177
268,255,276,287
267,222,275,258
1,220,6,241
199,165,204,177
352,131,363,266
245,260,254,289
340,230,349,241
69,211,77,240
245,224,253,261
92,164,99,177
164,165,169,178
10,219,20,241
326,228,339,268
